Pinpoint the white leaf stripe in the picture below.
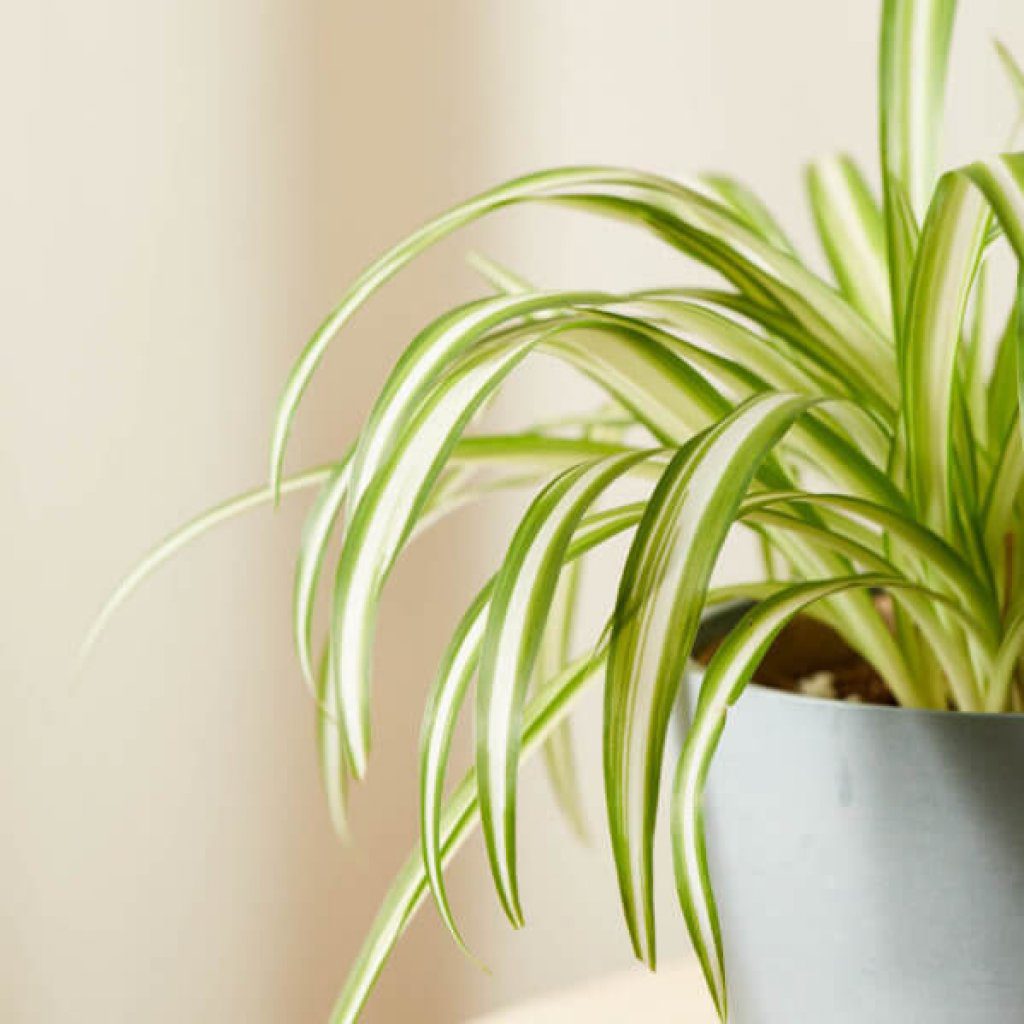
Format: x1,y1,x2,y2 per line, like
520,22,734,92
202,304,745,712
806,155,892,333
294,457,354,685
270,162,897,497
268,164,674,496
903,154,1024,538
345,291,611,514
419,587,489,949
331,310,702,778
332,307,759,780
85,433,641,672
333,652,605,1024
81,463,337,664
879,0,958,220
317,644,350,842
554,191,896,414
476,450,654,925
671,573,954,1016
700,173,798,256
604,393,815,966
418,498,656,946
333,340,536,776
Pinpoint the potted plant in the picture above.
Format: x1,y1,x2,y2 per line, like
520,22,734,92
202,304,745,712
86,1,1024,1020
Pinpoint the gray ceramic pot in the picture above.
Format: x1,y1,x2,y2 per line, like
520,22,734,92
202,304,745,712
681,606,1024,1023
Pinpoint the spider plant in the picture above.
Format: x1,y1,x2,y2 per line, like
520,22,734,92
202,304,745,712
87,1,1024,1020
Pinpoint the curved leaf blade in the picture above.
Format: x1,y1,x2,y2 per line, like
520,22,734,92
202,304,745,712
700,174,798,256
806,155,891,333
268,165,677,495
671,573,900,1014
345,292,611,514
476,450,653,924
333,651,605,1024
879,0,957,220
904,154,1024,537
332,338,539,776
603,392,814,966
81,463,337,664
418,498,650,948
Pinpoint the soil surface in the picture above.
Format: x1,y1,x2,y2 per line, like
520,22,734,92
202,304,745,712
698,612,898,706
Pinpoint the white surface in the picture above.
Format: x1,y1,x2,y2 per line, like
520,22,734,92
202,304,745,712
470,961,715,1023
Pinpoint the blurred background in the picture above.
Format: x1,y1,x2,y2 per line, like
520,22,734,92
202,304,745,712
3,1,1023,1020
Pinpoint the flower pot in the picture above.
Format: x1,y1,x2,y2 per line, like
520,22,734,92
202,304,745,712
681,607,1024,1023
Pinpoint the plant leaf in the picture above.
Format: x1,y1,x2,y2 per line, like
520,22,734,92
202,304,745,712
995,39,1024,140
534,564,589,840
743,490,998,634
700,174,798,256
333,651,605,1024
879,0,958,220
806,155,892,333
986,595,1024,711
80,463,337,664
884,172,921,339
418,497,652,948
903,154,1024,538
603,392,814,967
418,586,489,949
477,450,654,925
554,191,897,415
269,164,895,501
294,457,354,685
268,164,686,496
317,644,351,841
345,292,611,515
671,572,938,1016
466,251,532,294
987,297,1024,455
331,309,701,777
331,335,548,776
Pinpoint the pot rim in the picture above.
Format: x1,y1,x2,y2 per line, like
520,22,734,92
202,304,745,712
696,600,1024,723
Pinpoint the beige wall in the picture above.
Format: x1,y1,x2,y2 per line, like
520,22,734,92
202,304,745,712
4,2,1023,1022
